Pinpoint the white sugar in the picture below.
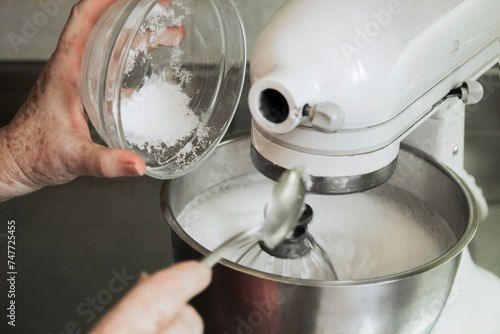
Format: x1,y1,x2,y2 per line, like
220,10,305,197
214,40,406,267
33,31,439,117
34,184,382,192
121,75,200,150
119,2,211,169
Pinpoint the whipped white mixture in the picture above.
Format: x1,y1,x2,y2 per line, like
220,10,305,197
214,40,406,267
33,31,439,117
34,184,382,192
177,173,457,281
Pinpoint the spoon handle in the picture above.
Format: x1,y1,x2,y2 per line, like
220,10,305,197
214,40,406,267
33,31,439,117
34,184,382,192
201,226,261,267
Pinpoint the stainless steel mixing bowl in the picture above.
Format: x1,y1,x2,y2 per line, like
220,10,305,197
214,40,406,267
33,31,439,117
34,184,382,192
160,135,478,334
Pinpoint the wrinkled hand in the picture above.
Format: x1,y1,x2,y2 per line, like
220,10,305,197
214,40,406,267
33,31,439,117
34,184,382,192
92,261,212,334
0,0,184,202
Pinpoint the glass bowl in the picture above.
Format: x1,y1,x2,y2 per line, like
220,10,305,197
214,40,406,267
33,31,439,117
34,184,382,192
81,0,246,179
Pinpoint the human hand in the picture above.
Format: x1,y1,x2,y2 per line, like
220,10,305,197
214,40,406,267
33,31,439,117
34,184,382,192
0,0,185,202
91,261,212,334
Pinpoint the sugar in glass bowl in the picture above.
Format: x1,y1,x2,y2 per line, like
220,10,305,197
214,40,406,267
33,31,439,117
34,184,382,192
81,0,246,179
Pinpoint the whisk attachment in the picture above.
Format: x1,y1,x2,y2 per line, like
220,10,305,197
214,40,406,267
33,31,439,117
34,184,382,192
259,204,314,259
236,204,339,280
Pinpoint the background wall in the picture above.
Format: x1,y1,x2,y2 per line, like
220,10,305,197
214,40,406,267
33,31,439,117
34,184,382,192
0,0,288,61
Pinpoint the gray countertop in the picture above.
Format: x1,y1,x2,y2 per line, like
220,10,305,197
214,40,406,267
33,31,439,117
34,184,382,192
0,63,499,333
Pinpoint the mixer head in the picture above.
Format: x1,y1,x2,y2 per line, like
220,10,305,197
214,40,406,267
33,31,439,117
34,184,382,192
247,0,497,194
248,72,400,194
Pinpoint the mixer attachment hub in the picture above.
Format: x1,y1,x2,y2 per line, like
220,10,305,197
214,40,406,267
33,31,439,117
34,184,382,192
258,89,290,124
259,204,314,259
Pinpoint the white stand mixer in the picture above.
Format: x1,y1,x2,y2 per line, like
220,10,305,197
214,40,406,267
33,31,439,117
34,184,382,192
247,0,500,331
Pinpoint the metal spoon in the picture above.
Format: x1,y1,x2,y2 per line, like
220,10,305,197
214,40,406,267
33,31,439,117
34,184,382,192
201,168,307,267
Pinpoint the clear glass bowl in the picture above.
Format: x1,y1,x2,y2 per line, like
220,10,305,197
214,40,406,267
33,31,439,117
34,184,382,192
81,0,246,179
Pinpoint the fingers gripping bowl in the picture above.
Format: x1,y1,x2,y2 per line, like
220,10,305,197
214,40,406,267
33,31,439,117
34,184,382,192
161,136,478,334
81,0,246,179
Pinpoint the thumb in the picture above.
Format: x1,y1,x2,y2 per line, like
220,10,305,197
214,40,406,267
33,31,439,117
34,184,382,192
91,262,212,334
70,142,146,178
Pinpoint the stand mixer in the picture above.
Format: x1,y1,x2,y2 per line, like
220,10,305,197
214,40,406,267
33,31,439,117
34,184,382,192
159,0,500,332
246,0,500,331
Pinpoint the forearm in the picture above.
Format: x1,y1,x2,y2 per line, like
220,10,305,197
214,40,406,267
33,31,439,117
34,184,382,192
0,0,146,203
0,125,41,202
